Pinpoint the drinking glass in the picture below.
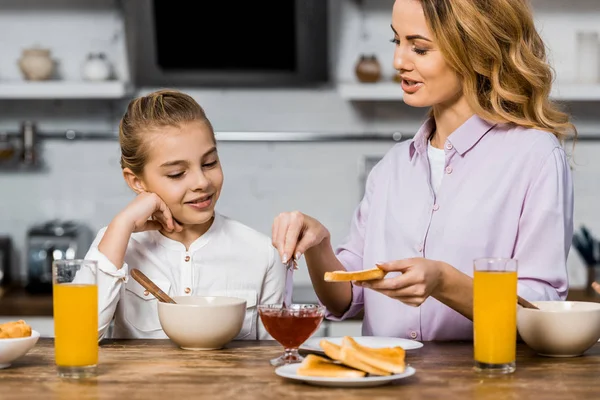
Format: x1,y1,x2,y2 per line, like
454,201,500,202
258,303,325,367
473,257,518,375
52,259,98,378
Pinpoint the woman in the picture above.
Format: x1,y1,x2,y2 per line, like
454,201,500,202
272,0,575,341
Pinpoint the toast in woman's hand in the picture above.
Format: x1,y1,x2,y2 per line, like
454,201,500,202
324,267,385,282
297,354,367,378
0,320,32,339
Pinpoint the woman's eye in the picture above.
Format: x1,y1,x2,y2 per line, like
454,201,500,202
413,47,428,55
203,161,218,168
167,172,184,179
389,38,400,45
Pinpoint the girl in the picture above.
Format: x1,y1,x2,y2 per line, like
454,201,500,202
272,0,575,341
82,89,285,340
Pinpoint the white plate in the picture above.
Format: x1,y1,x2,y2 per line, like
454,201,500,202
300,336,424,353
275,363,416,388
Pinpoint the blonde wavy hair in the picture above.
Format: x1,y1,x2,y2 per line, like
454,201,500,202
420,0,576,142
119,89,214,175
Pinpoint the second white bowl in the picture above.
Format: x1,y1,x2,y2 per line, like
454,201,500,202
517,301,600,357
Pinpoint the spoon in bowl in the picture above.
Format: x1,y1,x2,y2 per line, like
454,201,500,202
517,296,539,310
130,269,177,304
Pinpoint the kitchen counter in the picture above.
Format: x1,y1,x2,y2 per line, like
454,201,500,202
1,286,597,318
0,288,52,316
2,338,599,399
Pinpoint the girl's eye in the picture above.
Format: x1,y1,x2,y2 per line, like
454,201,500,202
389,38,400,45
167,172,184,179
413,47,428,55
203,161,218,168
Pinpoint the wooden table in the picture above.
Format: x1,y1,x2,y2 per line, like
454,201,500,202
1,339,599,399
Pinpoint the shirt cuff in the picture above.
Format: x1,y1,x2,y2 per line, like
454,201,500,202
518,280,563,302
322,282,364,321
87,247,129,282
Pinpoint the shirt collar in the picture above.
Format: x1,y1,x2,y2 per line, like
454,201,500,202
409,114,497,160
150,212,222,252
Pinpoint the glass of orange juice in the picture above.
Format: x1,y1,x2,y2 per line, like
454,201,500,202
473,257,518,375
52,259,98,378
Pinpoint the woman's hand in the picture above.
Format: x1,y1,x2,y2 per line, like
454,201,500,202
116,191,183,233
355,258,449,307
271,211,330,263
592,281,600,295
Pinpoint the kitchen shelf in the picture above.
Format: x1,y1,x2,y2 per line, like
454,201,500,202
0,81,133,99
337,82,600,101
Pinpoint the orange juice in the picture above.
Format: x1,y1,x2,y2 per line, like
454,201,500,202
53,283,98,367
473,271,517,364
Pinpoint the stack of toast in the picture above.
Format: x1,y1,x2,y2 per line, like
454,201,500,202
297,336,406,378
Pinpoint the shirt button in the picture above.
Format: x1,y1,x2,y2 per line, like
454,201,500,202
143,290,150,296
445,142,453,150
184,287,191,294
409,331,418,339
184,255,190,262
445,166,453,174
432,203,440,211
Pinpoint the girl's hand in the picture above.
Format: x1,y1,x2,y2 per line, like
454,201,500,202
271,211,330,263
117,192,183,233
355,258,448,307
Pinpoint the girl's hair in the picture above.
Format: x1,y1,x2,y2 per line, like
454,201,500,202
119,89,215,175
420,0,576,141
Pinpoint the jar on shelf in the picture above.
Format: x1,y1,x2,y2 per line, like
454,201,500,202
355,54,381,83
18,47,55,81
82,52,113,81
576,31,600,84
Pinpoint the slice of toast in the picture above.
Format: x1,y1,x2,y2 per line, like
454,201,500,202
324,267,385,282
319,339,391,376
296,354,366,378
341,336,406,374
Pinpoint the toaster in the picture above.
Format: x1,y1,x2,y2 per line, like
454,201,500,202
25,220,94,294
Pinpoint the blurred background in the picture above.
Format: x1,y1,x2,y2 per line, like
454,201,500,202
1,0,600,336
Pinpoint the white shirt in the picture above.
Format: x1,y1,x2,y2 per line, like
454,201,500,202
81,213,285,340
427,140,446,196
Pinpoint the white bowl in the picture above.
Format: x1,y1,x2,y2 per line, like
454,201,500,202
517,301,600,357
0,330,40,369
157,296,247,350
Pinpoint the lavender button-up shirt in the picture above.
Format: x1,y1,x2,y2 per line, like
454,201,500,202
327,115,574,341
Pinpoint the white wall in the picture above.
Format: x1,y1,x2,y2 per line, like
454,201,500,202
0,0,599,292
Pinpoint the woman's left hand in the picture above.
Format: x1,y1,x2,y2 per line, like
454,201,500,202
355,258,449,307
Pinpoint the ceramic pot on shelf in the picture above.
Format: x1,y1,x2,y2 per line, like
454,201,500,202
81,52,113,81
18,48,55,81
355,54,381,83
